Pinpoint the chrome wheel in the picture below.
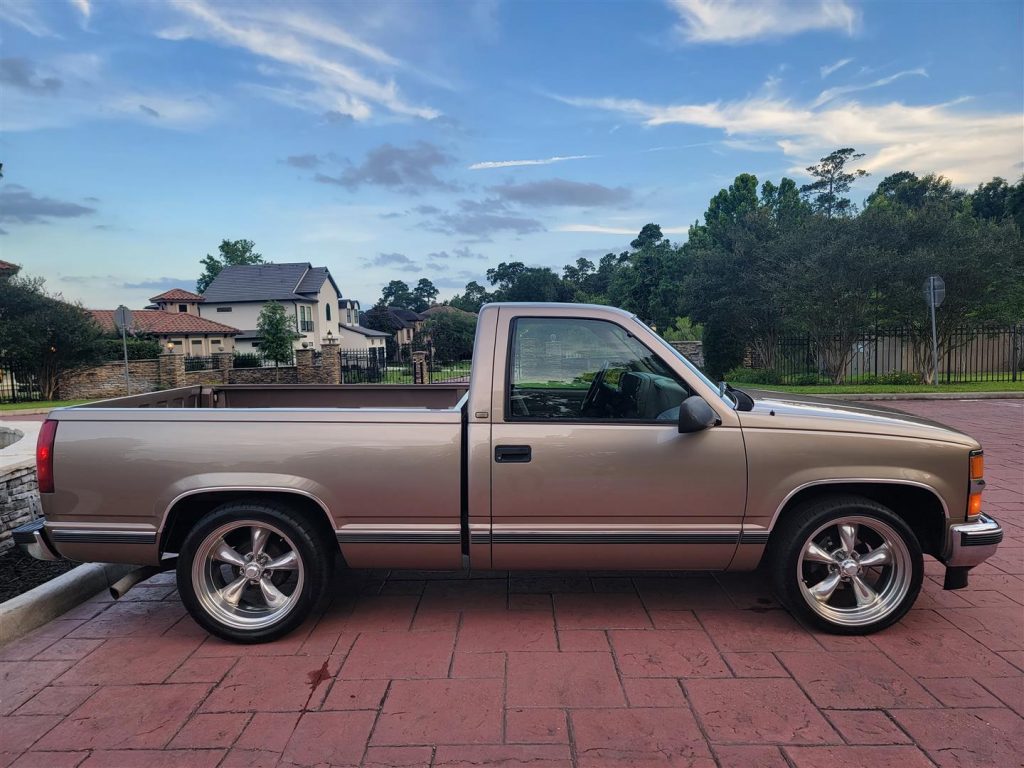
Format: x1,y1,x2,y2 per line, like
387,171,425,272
797,515,913,628
192,519,305,631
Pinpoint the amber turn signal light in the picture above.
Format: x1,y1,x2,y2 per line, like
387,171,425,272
970,452,984,480
968,492,983,519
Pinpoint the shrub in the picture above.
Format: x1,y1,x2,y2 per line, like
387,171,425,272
233,353,261,368
790,373,824,386
100,337,162,361
862,371,922,386
724,366,783,385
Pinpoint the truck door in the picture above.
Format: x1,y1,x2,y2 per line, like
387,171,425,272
488,312,747,570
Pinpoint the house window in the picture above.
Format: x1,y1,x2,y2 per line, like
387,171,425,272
326,304,331,322
191,339,202,345
178,304,188,313
216,307,232,312
211,339,221,345
299,305,314,332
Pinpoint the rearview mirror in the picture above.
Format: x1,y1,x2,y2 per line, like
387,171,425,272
678,396,719,434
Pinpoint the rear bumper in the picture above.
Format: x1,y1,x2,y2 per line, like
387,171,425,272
943,514,1003,568
13,518,62,562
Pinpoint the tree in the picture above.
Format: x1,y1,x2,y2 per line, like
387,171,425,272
800,148,869,218
423,311,477,363
256,301,296,367
0,274,104,399
486,262,570,303
379,280,415,309
362,302,405,359
449,281,492,313
412,278,439,312
607,225,687,331
197,239,263,293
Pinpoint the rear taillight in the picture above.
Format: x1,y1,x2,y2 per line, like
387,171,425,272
36,419,57,494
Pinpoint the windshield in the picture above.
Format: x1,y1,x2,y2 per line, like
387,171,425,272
631,317,736,409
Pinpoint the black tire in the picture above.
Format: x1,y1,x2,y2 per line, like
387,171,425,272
177,499,334,643
769,494,924,635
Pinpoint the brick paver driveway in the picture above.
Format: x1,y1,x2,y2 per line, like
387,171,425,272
1,399,1021,767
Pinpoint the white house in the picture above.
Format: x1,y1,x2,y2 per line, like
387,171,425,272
197,263,342,353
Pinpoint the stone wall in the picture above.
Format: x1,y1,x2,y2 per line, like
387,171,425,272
58,359,164,400
0,463,40,554
670,340,705,370
227,366,300,385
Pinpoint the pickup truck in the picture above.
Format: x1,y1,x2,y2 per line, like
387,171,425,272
16,302,1002,642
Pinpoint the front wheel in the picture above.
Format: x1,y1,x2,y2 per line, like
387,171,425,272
770,496,923,634
177,500,333,643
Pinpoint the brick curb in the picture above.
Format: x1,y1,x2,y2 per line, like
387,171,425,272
0,562,136,645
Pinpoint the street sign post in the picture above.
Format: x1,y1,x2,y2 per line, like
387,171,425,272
114,305,132,395
923,276,945,387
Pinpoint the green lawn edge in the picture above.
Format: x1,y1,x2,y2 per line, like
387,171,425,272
0,399,94,411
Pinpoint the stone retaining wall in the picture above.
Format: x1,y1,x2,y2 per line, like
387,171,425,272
58,360,164,400
0,463,40,554
670,340,705,370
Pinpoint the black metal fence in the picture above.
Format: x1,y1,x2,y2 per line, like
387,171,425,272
0,360,43,403
761,325,1023,384
184,355,215,372
339,348,472,384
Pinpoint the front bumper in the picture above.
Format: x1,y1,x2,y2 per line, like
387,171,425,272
12,518,62,561
944,514,1003,568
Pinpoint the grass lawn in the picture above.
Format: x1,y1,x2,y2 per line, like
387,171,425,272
0,399,93,411
733,380,1024,395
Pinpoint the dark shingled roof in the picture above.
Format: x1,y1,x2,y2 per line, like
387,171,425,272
201,262,340,303
342,325,390,338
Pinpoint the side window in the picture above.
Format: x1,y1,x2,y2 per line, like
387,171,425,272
508,317,693,421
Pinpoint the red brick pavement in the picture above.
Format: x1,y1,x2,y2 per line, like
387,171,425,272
1,399,1021,767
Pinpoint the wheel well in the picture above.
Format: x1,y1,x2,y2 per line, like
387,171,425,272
160,491,337,556
772,483,948,557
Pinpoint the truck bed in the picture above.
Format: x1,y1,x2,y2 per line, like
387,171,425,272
75,384,470,411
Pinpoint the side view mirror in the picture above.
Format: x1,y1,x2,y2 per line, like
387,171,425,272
678,395,719,434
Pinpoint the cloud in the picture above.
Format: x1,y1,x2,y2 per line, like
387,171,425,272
121,276,194,291
667,0,858,43
162,0,439,121
557,224,689,235
316,142,456,192
557,92,1023,185
0,58,62,94
468,154,595,170
0,0,55,36
812,68,927,108
138,103,161,118
285,153,322,169
821,57,853,78
69,0,90,21
0,185,97,226
490,179,631,207
363,252,420,271
427,247,486,261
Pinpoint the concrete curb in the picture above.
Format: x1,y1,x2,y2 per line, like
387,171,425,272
0,562,136,645
821,392,1024,401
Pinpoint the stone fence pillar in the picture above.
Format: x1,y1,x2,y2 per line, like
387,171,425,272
159,350,185,389
321,337,341,384
412,350,428,385
213,351,233,384
295,347,314,383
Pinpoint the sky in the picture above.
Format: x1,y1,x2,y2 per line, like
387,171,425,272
1,0,1021,310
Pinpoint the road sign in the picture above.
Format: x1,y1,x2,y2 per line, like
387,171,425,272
923,275,945,308
114,305,133,330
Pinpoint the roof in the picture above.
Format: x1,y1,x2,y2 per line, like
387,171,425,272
0,260,19,272
90,309,241,336
341,325,390,338
150,288,204,303
420,304,477,318
386,306,425,327
201,262,341,303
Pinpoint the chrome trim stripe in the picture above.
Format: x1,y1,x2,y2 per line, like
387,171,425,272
336,532,461,544
49,530,156,544
474,531,746,545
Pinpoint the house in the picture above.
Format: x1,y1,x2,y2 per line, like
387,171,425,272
148,288,204,315
0,260,19,280
197,263,342,353
335,299,389,354
90,309,240,355
385,307,426,346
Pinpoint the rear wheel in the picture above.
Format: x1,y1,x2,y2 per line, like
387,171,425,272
770,495,923,634
177,500,333,643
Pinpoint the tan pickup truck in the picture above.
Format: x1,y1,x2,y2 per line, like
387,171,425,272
16,302,1001,642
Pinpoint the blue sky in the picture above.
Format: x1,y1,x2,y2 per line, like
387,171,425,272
1,0,1021,309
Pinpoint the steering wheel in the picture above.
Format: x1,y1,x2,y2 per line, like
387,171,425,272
580,361,609,417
